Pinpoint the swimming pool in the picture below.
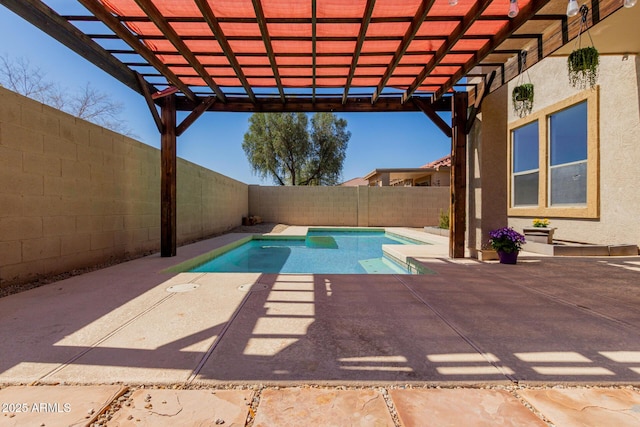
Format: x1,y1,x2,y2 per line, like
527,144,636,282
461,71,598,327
188,229,428,274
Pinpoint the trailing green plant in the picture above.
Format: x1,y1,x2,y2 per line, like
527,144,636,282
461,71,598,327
512,50,534,118
567,46,599,89
567,5,599,89
438,210,449,230
512,83,534,118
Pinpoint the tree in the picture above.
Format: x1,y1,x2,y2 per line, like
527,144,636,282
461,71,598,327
0,54,134,136
242,112,350,185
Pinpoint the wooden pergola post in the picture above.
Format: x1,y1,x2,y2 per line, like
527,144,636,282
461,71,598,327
449,92,468,258
161,94,177,257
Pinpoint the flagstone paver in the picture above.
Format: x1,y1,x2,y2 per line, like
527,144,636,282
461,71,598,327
107,389,253,426
520,387,640,427
390,389,547,427
252,388,395,426
0,385,126,427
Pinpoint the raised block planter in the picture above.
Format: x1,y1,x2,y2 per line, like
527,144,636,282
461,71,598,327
608,245,639,256
477,249,499,261
523,227,555,244
523,241,639,257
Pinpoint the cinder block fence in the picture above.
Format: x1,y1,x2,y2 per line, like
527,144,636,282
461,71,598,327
1,87,447,286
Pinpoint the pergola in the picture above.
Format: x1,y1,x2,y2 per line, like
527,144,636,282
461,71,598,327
2,0,624,258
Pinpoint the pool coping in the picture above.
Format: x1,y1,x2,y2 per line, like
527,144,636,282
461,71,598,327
163,227,439,274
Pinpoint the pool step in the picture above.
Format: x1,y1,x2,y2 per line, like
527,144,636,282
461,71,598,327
359,257,407,274
305,236,338,249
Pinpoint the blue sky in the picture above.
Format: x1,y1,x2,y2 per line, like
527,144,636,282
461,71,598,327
0,2,452,185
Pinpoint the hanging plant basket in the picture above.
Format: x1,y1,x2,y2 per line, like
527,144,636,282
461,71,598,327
568,46,599,89
512,83,534,118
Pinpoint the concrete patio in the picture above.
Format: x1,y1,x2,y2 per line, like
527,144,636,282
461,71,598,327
1,228,639,425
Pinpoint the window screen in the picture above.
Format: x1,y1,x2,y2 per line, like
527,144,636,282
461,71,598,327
549,102,588,205
512,121,539,206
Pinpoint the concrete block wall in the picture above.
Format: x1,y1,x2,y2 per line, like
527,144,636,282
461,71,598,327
367,186,449,227
248,185,358,225
249,185,448,227
0,87,247,286
177,160,248,244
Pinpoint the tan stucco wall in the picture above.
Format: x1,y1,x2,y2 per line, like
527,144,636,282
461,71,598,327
472,54,640,248
249,185,449,227
467,84,510,254
0,87,247,286
432,170,450,187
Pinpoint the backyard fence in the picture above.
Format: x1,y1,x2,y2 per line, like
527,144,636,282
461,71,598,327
249,185,449,227
1,86,448,286
0,87,247,286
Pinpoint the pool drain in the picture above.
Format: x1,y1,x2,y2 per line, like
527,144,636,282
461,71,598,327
166,283,200,293
237,283,269,292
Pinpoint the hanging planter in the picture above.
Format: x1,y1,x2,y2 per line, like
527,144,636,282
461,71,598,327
512,50,534,118
567,5,599,89
512,83,534,118
567,46,599,89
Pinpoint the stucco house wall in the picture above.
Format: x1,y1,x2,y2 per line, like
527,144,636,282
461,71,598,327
467,85,509,256
469,54,640,251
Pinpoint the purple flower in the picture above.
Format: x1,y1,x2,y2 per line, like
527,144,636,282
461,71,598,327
489,227,526,253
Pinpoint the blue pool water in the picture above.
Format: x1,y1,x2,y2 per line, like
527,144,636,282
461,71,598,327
190,230,424,274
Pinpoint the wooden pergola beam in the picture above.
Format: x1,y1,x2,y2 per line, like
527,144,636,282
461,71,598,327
135,72,163,133
450,92,468,258
64,14,543,25
465,70,496,134
176,97,217,137
110,49,479,60
160,95,177,257
194,0,256,103
95,33,494,44
312,0,317,103
412,98,452,138
252,0,286,103
134,0,227,103
174,95,451,113
434,0,552,100
371,0,436,103
1,0,152,96
402,0,494,103
342,0,376,105
78,0,197,102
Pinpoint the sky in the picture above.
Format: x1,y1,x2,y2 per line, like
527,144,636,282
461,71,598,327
0,2,452,185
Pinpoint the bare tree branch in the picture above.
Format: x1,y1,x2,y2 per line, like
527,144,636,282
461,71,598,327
0,54,53,102
0,53,135,137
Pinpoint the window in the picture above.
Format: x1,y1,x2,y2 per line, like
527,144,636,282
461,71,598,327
512,121,539,206
549,102,587,205
508,89,599,218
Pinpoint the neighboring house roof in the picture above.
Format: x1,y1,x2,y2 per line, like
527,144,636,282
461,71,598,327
340,177,368,187
342,154,451,186
363,154,451,180
363,168,433,181
420,154,451,170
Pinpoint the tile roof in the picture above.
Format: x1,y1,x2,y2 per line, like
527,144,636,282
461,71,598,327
420,154,451,170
